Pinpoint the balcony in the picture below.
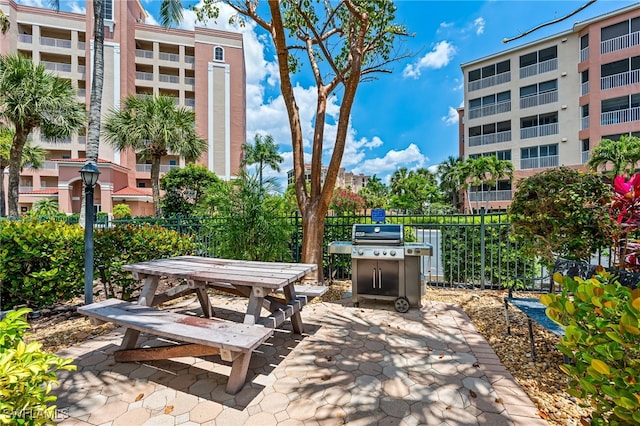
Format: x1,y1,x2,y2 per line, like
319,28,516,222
520,155,559,169
581,81,589,96
520,122,558,139
468,190,512,202
159,52,180,62
78,136,86,145
601,69,640,90
519,58,558,79
41,61,72,73
467,71,511,92
601,31,640,55
18,34,32,43
135,71,154,81
519,90,558,109
601,106,640,126
41,161,59,170
78,41,85,50
468,130,511,147
184,77,195,86
185,55,195,64
135,164,179,173
582,151,590,164
41,136,72,144
19,186,34,192
40,36,72,49
159,74,180,84
468,100,511,119
580,46,589,63
581,116,590,130
78,65,86,74
184,98,195,107
135,49,154,59
77,88,86,97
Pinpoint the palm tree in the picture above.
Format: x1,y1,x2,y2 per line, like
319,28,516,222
588,136,640,178
241,133,284,189
102,95,206,217
481,155,514,209
0,54,85,217
438,156,464,210
0,126,46,217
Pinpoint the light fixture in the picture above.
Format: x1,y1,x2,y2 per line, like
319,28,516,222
80,161,100,188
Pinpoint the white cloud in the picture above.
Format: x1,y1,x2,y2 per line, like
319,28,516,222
474,17,486,35
402,41,456,79
442,106,459,126
352,144,429,184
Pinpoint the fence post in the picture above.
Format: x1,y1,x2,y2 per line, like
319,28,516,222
480,207,486,289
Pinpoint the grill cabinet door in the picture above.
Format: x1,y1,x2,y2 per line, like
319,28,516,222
355,259,399,296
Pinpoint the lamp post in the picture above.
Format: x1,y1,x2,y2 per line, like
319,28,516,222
80,161,100,305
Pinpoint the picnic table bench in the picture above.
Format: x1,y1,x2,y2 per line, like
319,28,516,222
78,256,320,394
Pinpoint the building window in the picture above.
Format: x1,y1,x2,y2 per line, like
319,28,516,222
519,79,558,108
467,60,510,91
581,139,590,164
103,0,113,20
214,46,224,61
468,120,511,147
519,45,558,78
520,112,558,139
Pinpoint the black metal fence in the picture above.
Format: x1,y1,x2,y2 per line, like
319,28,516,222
101,209,551,290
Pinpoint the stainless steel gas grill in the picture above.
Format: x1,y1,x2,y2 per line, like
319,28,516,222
329,224,432,313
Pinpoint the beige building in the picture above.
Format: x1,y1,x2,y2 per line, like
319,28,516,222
286,165,370,193
0,0,246,216
459,3,640,211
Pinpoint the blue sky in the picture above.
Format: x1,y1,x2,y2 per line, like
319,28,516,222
18,0,640,188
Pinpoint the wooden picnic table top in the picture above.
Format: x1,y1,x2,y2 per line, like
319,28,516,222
122,256,317,290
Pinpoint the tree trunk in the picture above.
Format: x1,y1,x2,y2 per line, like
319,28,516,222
151,156,162,217
301,206,325,284
7,128,28,217
81,0,105,228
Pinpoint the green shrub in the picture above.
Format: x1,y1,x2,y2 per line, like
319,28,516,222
0,220,84,309
94,224,196,300
542,271,640,425
112,204,132,220
0,308,76,425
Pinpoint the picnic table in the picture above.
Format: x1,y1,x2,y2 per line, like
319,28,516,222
79,256,321,394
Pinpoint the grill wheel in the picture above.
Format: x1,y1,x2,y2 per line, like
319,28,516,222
394,297,410,313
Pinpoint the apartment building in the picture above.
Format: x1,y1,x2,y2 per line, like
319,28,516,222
286,165,370,193
0,0,246,216
459,3,640,211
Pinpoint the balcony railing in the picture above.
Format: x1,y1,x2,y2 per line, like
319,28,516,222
41,136,72,144
78,41,85,50
184,77,195,85
135,71,154,81
41,161,59,170
159,74,180,84
135,164,179,173
18,34,32,43
601,31,640,55
468,100,511,119
159,52,180,62
519,57,558,79
185,55,195,64
520,122,559,139
601,106,640,126
77,88,86,97
184,98,195,107
581,116,590,130
520,155,559,169
580,46,589,63
467,71,511,92
468,130,511,147
41,61,72,73
135,49,154,59
78,136,86,145
40,36,72,49
519,90,558,109
581,81,589,96
78,65,86,74
19,186,33,192
468,190,512,202
582,151,590,164
601,69,640,90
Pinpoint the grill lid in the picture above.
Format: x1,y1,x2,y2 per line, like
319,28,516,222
352,224,403,245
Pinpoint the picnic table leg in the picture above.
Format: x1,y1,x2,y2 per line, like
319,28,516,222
193,282,213,318
136,274,159,307
226,351,252,394
283,284,304,334
121,329,141,350
244,287,266,325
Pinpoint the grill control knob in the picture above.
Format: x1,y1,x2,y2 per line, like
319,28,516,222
358,249,364,255
373,250,379,256
383,250,387,255
390,250,396,256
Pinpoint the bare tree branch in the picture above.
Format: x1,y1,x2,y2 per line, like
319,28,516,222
503,0,596,43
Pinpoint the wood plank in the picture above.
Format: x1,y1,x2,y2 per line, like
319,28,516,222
114,343,221,362
275,285,328,298
188,271,286,288
78,299,273,352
